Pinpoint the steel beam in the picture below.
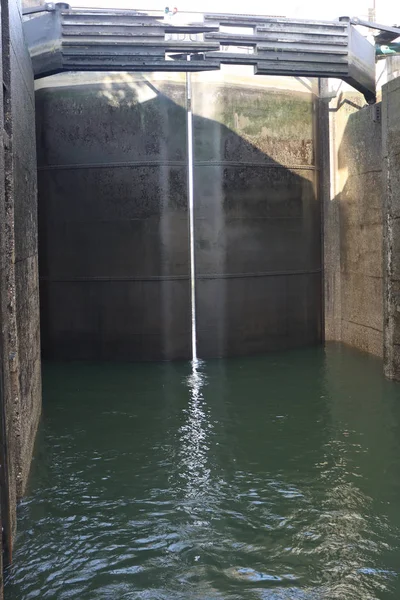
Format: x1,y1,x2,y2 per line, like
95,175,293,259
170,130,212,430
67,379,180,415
23,8,377,101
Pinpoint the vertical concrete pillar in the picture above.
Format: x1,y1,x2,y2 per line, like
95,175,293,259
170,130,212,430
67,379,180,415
0,0,21,568
321,84,367,345
319,80,341,342
0,1,8,590
0,0,41,584
383,78,400,379
322,82,383,356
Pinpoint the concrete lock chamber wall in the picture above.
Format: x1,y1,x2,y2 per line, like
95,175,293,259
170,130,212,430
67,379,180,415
35,68,322,361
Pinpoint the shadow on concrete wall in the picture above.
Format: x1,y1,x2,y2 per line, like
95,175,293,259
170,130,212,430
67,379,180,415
36,76,322,361
332,102,383,357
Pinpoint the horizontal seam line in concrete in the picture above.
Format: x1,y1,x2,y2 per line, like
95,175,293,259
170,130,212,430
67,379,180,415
18,352,41,369
14,254,38,265
37,161,318,171
40,269,322,282
18,340,40,356
345,169,382,176
15,289,39,311
19,338,40,352
341,270,382,279
387,81,400,94
52,332,194,337
13,150,37,172
342,318,382,333
16,285,38,301
341,224,382,230
44,217,311,222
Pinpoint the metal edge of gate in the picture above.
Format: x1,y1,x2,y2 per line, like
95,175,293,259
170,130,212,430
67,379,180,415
23,5,377,102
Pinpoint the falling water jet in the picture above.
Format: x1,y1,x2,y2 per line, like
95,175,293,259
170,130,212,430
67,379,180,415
186,61,197,362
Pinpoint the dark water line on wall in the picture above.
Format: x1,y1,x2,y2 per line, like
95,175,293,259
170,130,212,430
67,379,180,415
186,66,197,362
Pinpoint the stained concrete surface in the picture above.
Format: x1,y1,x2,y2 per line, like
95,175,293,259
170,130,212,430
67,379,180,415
338,102,383,356
324,91,383,358
383,77,400,378
36,72,322,361
192,75,321,357
11,0,41,496
0,0,41,583
37,75,191,361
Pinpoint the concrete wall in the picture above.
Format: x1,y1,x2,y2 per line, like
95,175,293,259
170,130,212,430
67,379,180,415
338,103,383,357
36,73,191,361
323,89,384,357
0,3,9,590
0,0,41,582
383,77,400,379
192,71,322,357
12,0,41,495
36,71,322,361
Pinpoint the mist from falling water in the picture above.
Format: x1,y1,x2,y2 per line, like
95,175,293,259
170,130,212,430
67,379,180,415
186,68,197,362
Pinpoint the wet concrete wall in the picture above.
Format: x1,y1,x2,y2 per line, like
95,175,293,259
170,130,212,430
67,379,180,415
0,5,7,589
338,103,383,357
323,90,383,357
383,77,400,378
36,71,322,361
0,0,41,581
192,72,321,357
37,73,191,361
12,0,41,497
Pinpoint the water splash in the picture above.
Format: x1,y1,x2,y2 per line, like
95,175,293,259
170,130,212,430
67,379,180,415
179,359,209,500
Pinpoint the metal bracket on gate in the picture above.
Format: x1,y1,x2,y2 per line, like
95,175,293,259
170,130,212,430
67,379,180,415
344,17,400,58
23,2,70,16
347,17,400,42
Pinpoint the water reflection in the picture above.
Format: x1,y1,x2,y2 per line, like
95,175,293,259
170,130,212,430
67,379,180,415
6,347,400,599
178,359,211,501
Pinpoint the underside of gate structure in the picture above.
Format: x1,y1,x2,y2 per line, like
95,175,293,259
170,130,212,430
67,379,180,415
23,3,377,101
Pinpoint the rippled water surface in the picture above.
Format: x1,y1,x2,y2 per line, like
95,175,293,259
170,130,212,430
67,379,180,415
6,345,400,599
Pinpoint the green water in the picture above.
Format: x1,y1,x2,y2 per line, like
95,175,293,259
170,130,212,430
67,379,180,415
5,344,400,599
